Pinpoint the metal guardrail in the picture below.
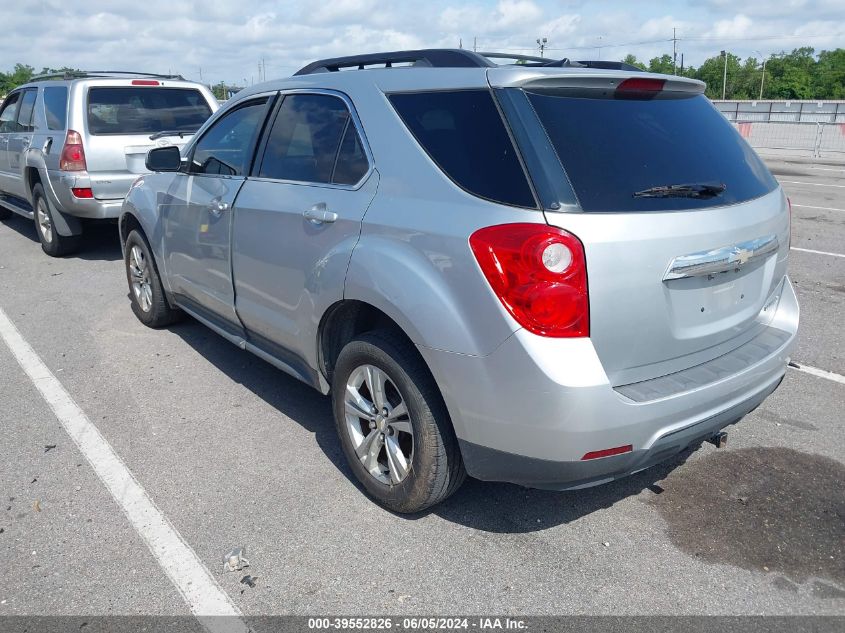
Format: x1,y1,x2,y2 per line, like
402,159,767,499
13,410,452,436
732,121,845,158
715,100,845,123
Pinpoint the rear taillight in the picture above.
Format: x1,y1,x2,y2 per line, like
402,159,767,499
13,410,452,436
131,79,160,85
59,130,87,171
581,445,633,461
469,223,589,338
71,187,93,198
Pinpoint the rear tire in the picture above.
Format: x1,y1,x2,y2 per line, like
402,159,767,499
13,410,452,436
332,330,466,513
32,183,81,257
124,229,182,328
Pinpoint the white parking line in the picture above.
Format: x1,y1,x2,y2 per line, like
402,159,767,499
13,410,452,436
779,180,845,188
789,362,845,385
0,307,247,633
792,203,845,213
791,246,845,258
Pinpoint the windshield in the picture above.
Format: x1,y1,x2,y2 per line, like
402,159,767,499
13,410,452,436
87,87,212,136
525,89,778,212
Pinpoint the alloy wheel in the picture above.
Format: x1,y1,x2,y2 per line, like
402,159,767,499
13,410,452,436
128,245,153,312
344,364,414,485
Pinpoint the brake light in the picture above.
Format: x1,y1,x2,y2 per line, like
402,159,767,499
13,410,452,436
59,130,87,171
581,445,633,460
616,78,665,93
131,79,160,86
71,187,93,198
469,223,589,338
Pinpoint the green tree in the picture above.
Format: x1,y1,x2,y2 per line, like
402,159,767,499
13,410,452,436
622,54,647,71
647,54,674,74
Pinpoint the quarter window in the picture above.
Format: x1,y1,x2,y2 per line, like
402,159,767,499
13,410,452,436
258,94,369,185
389,90,536,208
43,87,68,130
190,98,268,177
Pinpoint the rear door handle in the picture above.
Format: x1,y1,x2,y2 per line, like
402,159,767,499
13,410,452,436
304,203,338,224
42,137,53,154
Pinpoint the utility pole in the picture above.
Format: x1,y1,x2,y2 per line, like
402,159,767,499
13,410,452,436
672,28,677,74
754,50,767,100
262,57,266,81
473,36,477,52
537,37,547,58
721,50,728,100
459,38,462,49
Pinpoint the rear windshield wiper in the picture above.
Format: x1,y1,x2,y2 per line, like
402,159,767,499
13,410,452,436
149,130,193,140
633,182,726,199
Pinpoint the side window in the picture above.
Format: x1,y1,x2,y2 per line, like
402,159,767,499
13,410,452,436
259,93,367,185
190,98,268,176
16,90,37,132
43,87,68,130
389,90,536,208
0,93,21,133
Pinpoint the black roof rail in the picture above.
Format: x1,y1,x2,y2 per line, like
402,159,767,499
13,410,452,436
294,49,495,75
30,70,185,82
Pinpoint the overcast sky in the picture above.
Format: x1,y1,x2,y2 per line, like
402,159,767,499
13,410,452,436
4,0,844,86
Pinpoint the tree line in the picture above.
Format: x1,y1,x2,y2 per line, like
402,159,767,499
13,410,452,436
622,47,845,100
2,47,844,100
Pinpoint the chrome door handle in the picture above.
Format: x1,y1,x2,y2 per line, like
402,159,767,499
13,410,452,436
207,199,229,218
42,137,53,154
304,204,338,224
663,234,779,281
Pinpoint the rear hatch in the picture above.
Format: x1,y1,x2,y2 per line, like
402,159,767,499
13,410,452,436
82,83,216,200
491,69,789,385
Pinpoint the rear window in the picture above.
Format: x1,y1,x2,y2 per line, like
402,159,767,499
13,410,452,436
526,90,778,212
389,90,536,208
43,86,68,130
87,87,212,136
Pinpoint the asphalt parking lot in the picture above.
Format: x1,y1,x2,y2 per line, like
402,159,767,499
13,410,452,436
0,156,843,619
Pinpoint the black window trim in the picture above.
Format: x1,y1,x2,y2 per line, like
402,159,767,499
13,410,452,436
386,87,540,211
184,93,277,179
250,88,374,191
84,86,216,137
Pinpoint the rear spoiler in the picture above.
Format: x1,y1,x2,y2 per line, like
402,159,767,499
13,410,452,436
488,67,705,95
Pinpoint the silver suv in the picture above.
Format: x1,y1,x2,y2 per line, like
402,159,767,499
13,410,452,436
120,50,798,512
0,71,217,256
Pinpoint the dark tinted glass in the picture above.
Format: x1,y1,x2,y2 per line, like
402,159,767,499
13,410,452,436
389,90,535,208
16,90,37,132
87,87,212,135
259,94,351,184
526,90,778,212
191,99,268,176
0,93,21,133
43,86,68,130
332,123,368,185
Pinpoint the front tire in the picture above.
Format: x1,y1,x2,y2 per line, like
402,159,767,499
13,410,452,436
332,330,465,513
124,229,181,328
32,183,81,257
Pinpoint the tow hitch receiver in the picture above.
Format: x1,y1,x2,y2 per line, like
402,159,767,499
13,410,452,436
708,432,728,448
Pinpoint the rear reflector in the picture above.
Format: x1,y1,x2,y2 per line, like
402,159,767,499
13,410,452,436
71,187,94,199
581,445,633,460
616,78,665,93
131,79,160,86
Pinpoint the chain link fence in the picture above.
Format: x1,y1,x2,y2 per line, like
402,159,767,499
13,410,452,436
731,120,845,158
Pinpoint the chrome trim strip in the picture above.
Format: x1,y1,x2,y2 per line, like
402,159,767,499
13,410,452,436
663,234,779,281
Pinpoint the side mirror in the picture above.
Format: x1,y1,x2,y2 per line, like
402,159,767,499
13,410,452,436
145,146,182,172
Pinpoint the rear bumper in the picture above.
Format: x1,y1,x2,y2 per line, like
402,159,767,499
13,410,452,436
46,170,125,219
418,276,798,489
